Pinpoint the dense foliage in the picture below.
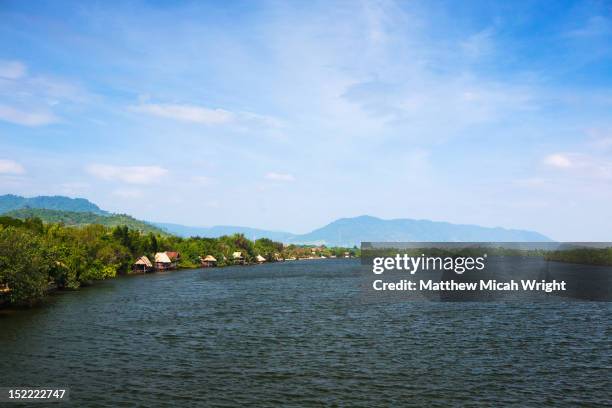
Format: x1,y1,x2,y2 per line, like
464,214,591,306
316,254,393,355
544,248,612,266
0,216,357,307
4,208,165,235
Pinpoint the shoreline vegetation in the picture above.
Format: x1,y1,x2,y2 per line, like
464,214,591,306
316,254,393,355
0,215,358,308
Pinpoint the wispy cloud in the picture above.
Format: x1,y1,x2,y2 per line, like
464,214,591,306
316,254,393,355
0,159,25,174
265,172,295,182
0,60,26,79
543,152,612,180
0,105,59,127
0,60,90,126
131,103,233,125
129,101,284,134
86,164,168,184
543,153,573,168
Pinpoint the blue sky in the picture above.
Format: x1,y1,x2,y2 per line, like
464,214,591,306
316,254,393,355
1,0,611,240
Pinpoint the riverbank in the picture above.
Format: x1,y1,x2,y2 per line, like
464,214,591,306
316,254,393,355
0,215,358,307
0,256,354,310
0,257,351,311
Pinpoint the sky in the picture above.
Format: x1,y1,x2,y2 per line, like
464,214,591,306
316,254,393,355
0,0,611,240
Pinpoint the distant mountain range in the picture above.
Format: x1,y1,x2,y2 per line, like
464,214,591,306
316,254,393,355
0,194,552,245
156,215,551,246
154,223,295,242
291,215,552,245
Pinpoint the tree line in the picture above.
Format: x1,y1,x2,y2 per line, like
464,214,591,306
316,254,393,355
0,216,356,307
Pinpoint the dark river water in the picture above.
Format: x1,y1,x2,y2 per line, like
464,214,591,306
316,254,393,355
1,259,610,407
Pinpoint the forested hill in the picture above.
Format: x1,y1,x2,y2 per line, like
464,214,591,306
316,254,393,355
3,208,165,235
0,194,106,214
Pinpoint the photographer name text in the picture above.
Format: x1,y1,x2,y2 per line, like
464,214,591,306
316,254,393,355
373,279,566,292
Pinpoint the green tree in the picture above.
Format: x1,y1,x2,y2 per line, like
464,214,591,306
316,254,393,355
0,227,51,306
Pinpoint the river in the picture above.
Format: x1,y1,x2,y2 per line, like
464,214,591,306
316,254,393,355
0,259,610,406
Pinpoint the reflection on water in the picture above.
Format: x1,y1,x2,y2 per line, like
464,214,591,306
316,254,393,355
1,259,610,406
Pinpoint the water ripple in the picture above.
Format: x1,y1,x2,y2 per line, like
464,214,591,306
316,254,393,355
0,259,610,407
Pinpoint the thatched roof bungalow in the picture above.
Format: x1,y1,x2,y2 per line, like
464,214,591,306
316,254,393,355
133,256,153,273
200,255,217,268
232,251,245,265
155,251,179,270
155,252,171,263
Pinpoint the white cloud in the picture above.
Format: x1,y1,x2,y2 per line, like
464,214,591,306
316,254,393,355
129,102,284,135
543,153,572,168
265,172,295,182
0,105,59,126
542,152,612,181
0,159,25,174
131,103,233,124
0,60,26,79
86,164,168,184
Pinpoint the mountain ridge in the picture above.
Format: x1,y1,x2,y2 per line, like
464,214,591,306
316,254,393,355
3,208,165,235
157,214,552,245
0,194,106,215
154,222,295,242
289,215,552,246
0,195,552,244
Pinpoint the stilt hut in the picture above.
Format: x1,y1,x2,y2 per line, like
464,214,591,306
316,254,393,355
200,255,217,268
155,252,173,270
232,251,245,265
133,256,153,273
